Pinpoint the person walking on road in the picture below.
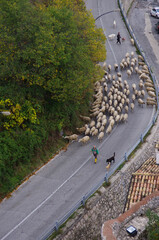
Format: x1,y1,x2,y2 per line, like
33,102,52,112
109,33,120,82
116,32,121,44
91,146,99,164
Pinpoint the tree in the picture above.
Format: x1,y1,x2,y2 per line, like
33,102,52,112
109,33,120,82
0,0,106,104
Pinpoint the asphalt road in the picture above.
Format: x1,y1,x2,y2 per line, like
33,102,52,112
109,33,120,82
0,1,157,240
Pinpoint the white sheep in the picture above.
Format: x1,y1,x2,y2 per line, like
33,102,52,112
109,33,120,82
132,83,136,91
99,125,105,132
141,90,145,97
115,115,120,123
130,38,134,45
108,74,112,81
102,118,107,126
145,82,154,88
108,34,116,40
76,126,86,133
90,120,95,127
85,127,90,135
125,52,130,58
114,63,118,71
64,134,78,141
127,69,132,77
138,55,144,61
78,136,90,144
113,20,116,28
98,131,104,141
117,72,122,77
120,62,124,70
148,91,156,98
123,113,128,122
103,61,107,69
79,115,91,122
92,128,98,136
106,124,112,134
130,103,134,111
125,105,129,113
108,64,111,72
132,94,136,102
96,121,101,129
138,98,145,106
131,51,134,57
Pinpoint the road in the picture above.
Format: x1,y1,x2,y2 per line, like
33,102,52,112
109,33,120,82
0,0,156,240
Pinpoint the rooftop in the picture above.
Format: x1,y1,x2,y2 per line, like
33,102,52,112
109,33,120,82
124,157,159,212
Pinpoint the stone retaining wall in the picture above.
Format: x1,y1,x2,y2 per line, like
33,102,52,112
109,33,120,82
53,117,159,240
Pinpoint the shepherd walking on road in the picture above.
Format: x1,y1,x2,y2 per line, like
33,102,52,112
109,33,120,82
91,146,99,164
116,32,121,44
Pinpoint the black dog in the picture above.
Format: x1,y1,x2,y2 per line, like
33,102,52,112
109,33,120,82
106,152,115,164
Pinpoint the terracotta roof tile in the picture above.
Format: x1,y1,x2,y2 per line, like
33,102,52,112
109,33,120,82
124,157,159,211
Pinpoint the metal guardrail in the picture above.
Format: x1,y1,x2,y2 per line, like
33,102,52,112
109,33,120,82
41,2,159,239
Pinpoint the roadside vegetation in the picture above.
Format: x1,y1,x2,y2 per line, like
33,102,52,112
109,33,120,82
0,0,106,200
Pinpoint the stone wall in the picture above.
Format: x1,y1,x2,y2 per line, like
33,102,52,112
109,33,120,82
53,117,159,240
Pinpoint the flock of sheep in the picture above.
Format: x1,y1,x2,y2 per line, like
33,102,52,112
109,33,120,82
64,41,157,145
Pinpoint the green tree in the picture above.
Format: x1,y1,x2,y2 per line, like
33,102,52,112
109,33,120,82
0,0,106,104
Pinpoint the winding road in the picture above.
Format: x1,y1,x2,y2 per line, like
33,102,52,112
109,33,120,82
0,0,157,239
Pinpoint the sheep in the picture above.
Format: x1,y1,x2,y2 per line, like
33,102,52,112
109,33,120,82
108,74,112,81
124,61,128,68
96,121,101,129
125,52,130,58
137,90,142,98
145,78,153,84
113,20,116,28
141,90,145,97
126,98,130,105
117,106,121,113
132,94,136,102
78,136,90,144
145,82,154,88
130,67,134,73
139,82,144,89
99,125,105,132
120,113,124,121
114,100,118,108
112,74,116,81
106,124,112,134
125,105,129,113
130,38,134,45
114,63,118,71
98,131,104,141
76,126,86,133
146,100,157,106
126,89,130,96
85,127,90,135
127,69,132,77
115,115,120,123
113,111,118,118
120,62,124,70
148,91,156,98
138,98,145,106
131,51,134,57
117,72,122,78
146,87,155,92
103,61,107,69
90,120,95,127
90,126,96,134
123,113,128,122
138,61,145,66
79,115,91,122
64,134,79,141
138,55,144,61
130,103,134,111
139,73,149,80
135,66,139,73
102,118,107,126
131,61,135,68
92,128,98,136
110,119,115,127
108,34,116,40
132,83,136,91
108,64,111,72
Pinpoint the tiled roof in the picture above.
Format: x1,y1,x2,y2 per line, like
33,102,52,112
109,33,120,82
124,157,159,211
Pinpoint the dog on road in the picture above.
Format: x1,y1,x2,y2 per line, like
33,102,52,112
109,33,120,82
106,152,115,164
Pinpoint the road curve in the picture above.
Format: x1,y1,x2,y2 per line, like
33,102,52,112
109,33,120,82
0,1,156,240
